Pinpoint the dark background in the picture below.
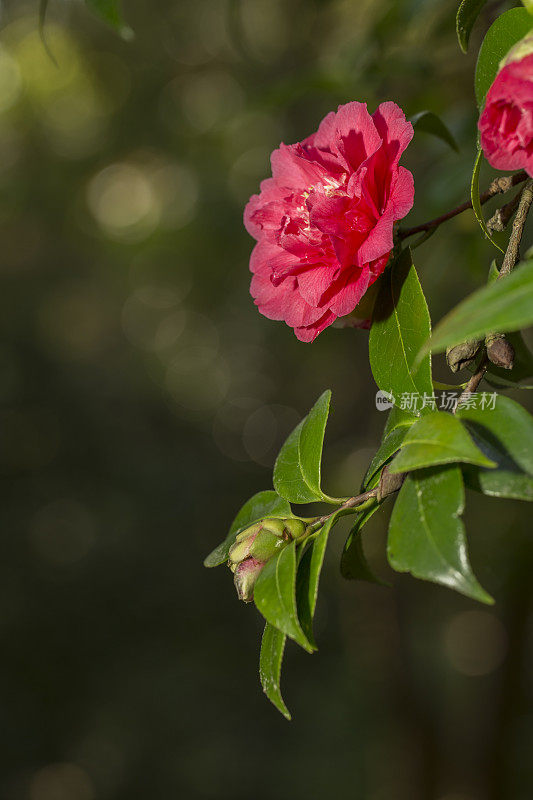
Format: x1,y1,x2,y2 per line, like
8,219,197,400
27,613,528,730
0,1,532,798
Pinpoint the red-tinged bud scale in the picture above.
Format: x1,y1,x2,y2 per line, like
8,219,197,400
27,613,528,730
228,517,308,602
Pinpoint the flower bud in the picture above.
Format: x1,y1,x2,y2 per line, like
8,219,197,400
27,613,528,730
228,517,308,602
234,558,265,603
486,335,515,370
446,340,482,373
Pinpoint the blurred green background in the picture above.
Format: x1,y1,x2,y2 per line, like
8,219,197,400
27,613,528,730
0,0,532,798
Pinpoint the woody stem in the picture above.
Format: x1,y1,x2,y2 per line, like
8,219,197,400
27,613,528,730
398,170,528,241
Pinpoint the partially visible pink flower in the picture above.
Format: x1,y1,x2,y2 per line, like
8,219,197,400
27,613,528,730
244,101,414,342
478,52,533,177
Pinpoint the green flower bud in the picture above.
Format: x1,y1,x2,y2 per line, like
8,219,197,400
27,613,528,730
283,518,306,541
227,516,309,602
261,518,286,537
249,529,286,561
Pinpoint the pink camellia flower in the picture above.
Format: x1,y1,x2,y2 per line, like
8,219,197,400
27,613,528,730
478,49,533,177
244,101,415,341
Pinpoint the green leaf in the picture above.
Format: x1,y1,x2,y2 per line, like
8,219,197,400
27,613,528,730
410,111,459,152
259,623,290,720
383,405,417,436
388,466,493,603
420,259,533,356
254,540,313,652
203,490,291,567
388,411,496,473
471,149,504,254
475,7,533,107
457,0,489,53
461,428,533,500
457,394,533,475
296,513,339,648
85,0,133,38
487,259,500,284
273,390,338,503
340,505,388,584
363,425,411,489
369,248,433,407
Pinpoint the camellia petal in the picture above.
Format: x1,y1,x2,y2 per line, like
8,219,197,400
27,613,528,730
479,53,533,177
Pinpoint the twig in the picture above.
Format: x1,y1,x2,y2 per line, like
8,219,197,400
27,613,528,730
311,488,378,529
398,170,528,241
487,190,521,233
453,355,488,413
499,178,533,277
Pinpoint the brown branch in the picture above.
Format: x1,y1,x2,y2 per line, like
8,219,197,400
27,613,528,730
452,178,533,407
453,356,488,413
487,190,521,233
398,170,528,241
499,178,533,277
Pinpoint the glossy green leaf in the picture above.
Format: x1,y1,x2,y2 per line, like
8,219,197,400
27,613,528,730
475,7,533,106
420,259,533,357
388,411,496,473
383,405,417,436
204,490,291,567
259,623,290,720
254,540,313,652
456,0,488,53
340,505,388,584
369,248,433,407
410,111,459,152
457,395,533,475
273,390,338,503
85,0,133,37
363,425,411,489
487,259,500,284
388,466,493,603
471,149,504,254
461,428,533,500
296,513,339,648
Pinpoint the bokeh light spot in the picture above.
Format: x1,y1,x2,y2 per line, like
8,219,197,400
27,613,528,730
29,762,94,800
87,163,158,240
444,610,507,677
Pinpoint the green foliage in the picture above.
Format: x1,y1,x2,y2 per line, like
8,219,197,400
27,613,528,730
458,396,533,500
273,390,340,503
456,0,489,53
362,424,411,489
340,506,388,584
474,7,533,106
254,540,314,652
85,0,133,38
204,491,291,567
388,466,493,603
388,411,496,473
296,513,340,648
421,260,533,356
410,111,459,152
260,623,290,720
470,149,504,253
369,249,433,406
